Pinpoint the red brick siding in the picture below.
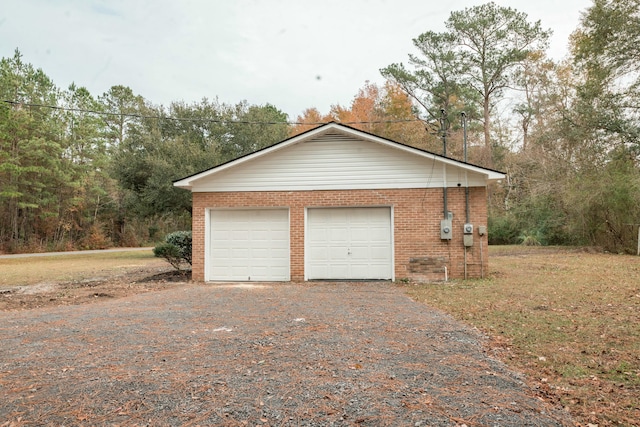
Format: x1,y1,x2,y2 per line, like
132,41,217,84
192,188,488,282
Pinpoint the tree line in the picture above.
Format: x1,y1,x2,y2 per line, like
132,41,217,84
2,0,639,254
0,52,291,251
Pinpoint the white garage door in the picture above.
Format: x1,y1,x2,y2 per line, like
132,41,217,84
306,207,392,280
208,209,290,281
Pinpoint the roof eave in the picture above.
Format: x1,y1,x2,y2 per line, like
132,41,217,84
174,181,192,190
486,171,506,182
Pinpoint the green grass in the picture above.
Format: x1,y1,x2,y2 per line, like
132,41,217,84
0,250,163,287
405,246,640,426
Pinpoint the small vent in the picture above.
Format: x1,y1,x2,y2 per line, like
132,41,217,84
307,131,359,144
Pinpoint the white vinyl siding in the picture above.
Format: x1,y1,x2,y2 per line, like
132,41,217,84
191,133,487,192
306,207,393,280
207,209,289,281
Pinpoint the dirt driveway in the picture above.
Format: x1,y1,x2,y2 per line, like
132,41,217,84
0,282,571,426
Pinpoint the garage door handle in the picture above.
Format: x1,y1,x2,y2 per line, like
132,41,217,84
347,249,352,255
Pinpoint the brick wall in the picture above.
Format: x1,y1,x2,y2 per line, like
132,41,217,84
192,187,488,282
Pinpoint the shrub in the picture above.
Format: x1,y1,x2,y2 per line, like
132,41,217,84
153,231,192,270
519,232,542,246
153,243,184,270
79,223,111,250
488,214,520,245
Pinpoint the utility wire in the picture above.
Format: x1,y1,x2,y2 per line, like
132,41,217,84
2,100,424,126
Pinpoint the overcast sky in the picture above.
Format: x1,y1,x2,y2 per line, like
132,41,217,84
2,0,593,119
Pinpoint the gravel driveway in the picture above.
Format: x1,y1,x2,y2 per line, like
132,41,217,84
0,282,570,426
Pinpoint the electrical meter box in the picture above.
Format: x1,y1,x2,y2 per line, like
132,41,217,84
463,223,474,234
440,219,452,240
477,225,487,236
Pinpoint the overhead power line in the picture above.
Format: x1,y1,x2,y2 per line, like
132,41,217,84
2,100,423,126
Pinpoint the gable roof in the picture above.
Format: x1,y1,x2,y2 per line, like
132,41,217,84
173,122,505,190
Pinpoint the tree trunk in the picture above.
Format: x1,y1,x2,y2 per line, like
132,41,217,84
483,95,492,167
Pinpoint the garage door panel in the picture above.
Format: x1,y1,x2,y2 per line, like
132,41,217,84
329,250,348,261
308,230,326,242
271,267,290,276
349,228,370,241
350,264,373,277
250,266,270,276
209,209,290,281
348,248,369,260
250,240,274,249
230,266,248,276
271,236,289,248
308,247,328,259
230,247,249,258
367,225,389,236
370,246,391,258
211,247,230,257
252,230,269,240
251,248,269,259
212,230,230,240
307,207,392,280
328,264,350,277
231,230,250,240
269,247,289,256
307,265,323,278
329,228,349,241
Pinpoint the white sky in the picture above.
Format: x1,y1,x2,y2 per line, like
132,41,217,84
1,0,593,119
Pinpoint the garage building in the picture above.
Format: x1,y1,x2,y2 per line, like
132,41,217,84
173,122,505,282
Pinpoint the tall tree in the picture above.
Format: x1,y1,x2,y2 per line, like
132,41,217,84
558,0,640,252
295,82,431,150
98,85,152,243
223,102,289,161
290,108,330,137
511,51,555,152
377,81,433,150
449,2,551,161
382,2,551,165
0,50,297,251
381,31,476,129
0,49,66,249
571,0,640,154
163,98,229,152
111,100,290,222
99,85,145,151
53,84,111,247
329,81,381,131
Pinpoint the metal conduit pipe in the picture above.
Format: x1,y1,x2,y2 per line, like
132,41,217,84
462,112,470,279
441,110,448,219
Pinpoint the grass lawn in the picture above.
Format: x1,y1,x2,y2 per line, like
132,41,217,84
406,246,640,426
0,250,164,287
